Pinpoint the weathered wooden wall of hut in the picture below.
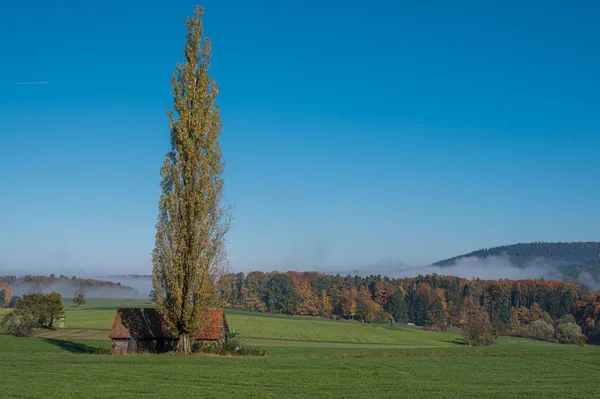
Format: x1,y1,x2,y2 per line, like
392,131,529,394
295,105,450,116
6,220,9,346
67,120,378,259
111,339,129,355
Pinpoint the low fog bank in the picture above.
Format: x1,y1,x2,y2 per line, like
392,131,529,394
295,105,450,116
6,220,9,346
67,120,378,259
98,276,153,298
403,255,564,280
344,255,600,290
9,279,149,299
576,271,600,291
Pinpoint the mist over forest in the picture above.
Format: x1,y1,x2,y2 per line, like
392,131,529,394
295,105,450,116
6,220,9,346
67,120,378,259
346,255,598,291
0,275,147,299
3,242,599,298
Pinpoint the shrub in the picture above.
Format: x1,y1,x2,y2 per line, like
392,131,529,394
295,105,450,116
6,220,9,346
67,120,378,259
220,338,266,356
191,341,221,354
466,326,497,346
373,311,391,325
528,320,555,342
0,311,38,337
80,346,112,355
555,322,586,346
92,346,112,355
555,314,576,327
192,338,265,357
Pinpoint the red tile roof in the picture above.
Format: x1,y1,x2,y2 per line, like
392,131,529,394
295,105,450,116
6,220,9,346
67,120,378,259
108,308,226,341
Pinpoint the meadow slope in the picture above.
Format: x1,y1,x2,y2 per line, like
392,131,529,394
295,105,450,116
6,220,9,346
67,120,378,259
0,299,598,398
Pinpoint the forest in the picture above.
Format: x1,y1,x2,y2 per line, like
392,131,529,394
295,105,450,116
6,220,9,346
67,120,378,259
433,241,600,280
218,271,600,344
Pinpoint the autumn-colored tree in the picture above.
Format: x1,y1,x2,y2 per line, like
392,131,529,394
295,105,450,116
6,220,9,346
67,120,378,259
152,6,231,354
245,271,268,312
425,288,447,327
292,274,319,316
528,302,553,325
516,306,531,325
237,286,248,306
371,280,395,307
463,296,497,346
572,295,600,344
516,303,553,327
356,286,383,323
508,307,520,330
417,282,434,299
217,273,236,307
318,289,333,317
340,286,358,319
445,300,460,327
0,283,12,307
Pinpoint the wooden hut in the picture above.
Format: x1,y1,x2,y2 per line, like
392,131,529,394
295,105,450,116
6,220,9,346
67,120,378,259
108,308,229,354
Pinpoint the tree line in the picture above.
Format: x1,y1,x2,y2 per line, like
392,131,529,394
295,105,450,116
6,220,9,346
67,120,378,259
218,271,600,344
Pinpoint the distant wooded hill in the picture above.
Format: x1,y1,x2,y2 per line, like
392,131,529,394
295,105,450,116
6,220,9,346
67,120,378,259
433,242,600,280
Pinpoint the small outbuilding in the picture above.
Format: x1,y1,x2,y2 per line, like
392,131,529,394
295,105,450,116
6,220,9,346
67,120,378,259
108,307,229,354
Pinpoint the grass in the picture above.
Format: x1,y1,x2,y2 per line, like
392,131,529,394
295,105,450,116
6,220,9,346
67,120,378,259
51,300,462,346
0,335,597,398
226,311,461,346
61,299,154,330
1,299,599,398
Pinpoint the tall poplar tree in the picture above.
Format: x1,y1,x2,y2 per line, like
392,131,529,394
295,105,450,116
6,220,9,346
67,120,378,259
152,5,230,354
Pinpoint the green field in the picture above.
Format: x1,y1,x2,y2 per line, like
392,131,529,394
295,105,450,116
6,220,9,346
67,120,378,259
0,299,598,398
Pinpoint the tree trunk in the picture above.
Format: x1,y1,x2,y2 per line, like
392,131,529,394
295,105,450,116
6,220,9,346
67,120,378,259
178,334,192,354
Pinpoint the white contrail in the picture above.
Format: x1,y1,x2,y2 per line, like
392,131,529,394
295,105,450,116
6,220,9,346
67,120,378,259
8,81,51,85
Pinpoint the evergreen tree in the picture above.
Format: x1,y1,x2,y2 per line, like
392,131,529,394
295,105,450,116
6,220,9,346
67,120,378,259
426,300,446,327
265,273,298,314
386,289,408,323
413,291,429,326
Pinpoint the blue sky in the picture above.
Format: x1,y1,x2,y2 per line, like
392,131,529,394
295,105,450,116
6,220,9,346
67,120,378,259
1,0,599,276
